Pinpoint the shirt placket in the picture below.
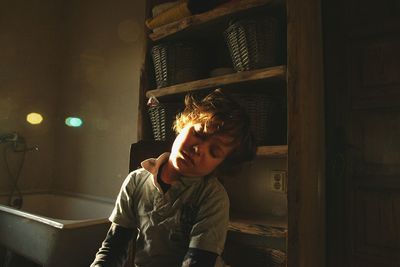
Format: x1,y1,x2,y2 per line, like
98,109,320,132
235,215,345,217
150,182,185,226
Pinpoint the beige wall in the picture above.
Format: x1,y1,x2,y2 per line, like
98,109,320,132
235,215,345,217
53,0,145,197
0,0,145,199
0,0,62,194
224,158,288,217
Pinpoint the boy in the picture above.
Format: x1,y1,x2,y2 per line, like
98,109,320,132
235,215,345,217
91,89,256,267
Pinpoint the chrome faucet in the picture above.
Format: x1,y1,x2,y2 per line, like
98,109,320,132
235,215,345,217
0,132,19,143
0,132,39,152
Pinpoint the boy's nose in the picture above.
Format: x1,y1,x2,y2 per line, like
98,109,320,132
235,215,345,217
191,141,208,156
192,143,205,156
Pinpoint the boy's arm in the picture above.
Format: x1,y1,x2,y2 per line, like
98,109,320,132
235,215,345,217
183,181,230,267
182,248,218,267
90,223,137,267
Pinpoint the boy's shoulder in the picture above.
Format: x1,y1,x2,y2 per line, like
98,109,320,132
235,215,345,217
205,175,223,187
126,167,153,187
202,176,229,198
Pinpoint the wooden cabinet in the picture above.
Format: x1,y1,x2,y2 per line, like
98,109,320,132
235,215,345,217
137,0,325,266
324,0,400,266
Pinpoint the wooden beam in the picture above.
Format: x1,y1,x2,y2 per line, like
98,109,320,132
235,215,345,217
286,0,326,266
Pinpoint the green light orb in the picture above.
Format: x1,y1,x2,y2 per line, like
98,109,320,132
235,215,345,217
65,117,83,127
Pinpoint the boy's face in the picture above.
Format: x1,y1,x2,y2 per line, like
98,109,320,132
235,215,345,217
169,123,236,177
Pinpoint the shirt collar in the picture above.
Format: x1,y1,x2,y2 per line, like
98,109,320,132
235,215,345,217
141,152,169,192
141,152,170,176
140,152,203,191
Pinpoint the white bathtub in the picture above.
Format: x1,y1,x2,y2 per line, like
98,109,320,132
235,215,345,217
0,192,114,267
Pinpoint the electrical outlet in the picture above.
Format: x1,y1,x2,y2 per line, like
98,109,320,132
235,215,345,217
271,170,287,193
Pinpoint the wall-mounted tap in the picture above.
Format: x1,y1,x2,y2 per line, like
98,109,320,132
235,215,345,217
15,144,39,153
2,132,39,211
0,132,39,152
0,132,19,143
27,145,39,152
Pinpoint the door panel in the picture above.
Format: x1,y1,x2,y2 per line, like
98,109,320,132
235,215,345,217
354,189,400,252
324,0,400,265
347,110,400,266
347,43,400,266
349,37,400,109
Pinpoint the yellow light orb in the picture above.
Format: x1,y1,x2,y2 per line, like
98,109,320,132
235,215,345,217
26,112,43,125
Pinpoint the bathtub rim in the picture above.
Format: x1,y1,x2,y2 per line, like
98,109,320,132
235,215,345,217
0,190,114,229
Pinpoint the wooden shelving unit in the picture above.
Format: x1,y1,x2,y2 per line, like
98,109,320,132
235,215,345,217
136,0,325,265
227,215,287,266
256,145,287,157
146,65,286,98
229,215,287,238
149,0,279,41
140,0,326,265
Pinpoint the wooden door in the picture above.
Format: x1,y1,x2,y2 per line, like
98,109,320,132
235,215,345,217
324,0,400,266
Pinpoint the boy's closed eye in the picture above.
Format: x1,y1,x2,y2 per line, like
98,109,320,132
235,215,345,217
210,145,224,158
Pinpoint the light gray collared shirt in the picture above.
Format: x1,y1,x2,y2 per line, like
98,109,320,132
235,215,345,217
109,153,229,267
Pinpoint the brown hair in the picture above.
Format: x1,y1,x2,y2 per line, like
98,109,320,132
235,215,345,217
174,89,256,168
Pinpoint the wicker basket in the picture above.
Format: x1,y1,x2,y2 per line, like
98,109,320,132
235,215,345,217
151,43,205,88
148,102,183,141
224,17,281,71
232,94,280,145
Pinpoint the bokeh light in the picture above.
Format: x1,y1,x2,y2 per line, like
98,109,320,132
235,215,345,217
26,112,43,125
65,117,83,127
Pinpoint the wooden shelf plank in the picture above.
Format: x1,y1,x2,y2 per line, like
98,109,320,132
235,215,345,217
146,65,286,98
149,0,278,41
256,145,287,157
229,215,287,238
262,248,286,264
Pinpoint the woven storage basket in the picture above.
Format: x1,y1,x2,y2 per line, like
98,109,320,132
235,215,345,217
151,43,205,88
148,102,183,141
224,17,281,71
232,94,277,145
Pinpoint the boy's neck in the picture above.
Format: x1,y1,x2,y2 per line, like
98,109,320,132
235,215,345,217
160,160,180,184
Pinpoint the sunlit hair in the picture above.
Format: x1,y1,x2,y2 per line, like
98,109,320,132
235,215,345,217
173,89,256,168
